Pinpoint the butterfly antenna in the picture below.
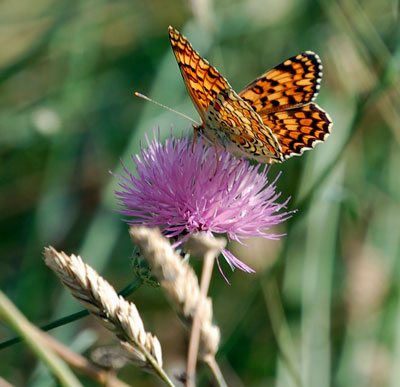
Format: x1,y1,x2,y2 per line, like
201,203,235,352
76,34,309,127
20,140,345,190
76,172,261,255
134,92,198,124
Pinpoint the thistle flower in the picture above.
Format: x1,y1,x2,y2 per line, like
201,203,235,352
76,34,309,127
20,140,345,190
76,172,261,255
115,131,294,276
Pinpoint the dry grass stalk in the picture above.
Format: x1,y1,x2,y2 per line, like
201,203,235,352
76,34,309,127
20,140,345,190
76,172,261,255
38,330,131,387
43,246,163,372
129,227,221,360
183,233,226,387
0,377,14,387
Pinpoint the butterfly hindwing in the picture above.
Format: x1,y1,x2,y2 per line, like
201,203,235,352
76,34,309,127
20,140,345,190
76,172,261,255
239,52,322,114
260,103,332,158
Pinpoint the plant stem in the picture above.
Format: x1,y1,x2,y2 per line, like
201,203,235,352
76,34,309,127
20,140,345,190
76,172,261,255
186,249,215,387
0,290,82,387
262,279,302,387
204,355,227,387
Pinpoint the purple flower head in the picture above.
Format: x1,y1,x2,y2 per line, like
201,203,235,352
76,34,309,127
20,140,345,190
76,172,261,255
115,130,295,278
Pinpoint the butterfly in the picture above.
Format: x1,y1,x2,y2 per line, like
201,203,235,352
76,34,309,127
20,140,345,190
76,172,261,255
168,26,332,163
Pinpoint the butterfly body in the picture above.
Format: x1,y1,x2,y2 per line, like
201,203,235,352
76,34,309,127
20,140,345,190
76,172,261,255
194,88,283,163
168,26,332,163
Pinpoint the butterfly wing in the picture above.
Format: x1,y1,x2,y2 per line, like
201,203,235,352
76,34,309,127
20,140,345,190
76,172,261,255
260,103,332,159
239,52,331,159
169,26,283,162
239,52,322,114
168,26,231,121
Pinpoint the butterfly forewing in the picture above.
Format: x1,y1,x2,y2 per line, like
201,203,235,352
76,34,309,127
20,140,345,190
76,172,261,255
169,26,283,162
168,27,231,121
239,52,322,115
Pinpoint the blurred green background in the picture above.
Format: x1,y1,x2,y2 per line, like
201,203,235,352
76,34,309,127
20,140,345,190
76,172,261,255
1,0,399,385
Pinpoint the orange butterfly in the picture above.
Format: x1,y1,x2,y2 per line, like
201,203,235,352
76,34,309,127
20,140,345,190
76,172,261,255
168,26,332,163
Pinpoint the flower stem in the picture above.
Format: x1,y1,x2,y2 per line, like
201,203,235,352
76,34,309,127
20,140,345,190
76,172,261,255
135,344,176,387
204,355,227,387
186,249,216,386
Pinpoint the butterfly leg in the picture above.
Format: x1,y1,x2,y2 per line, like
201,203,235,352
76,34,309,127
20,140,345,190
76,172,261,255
191,131,198,153
191,124,203,153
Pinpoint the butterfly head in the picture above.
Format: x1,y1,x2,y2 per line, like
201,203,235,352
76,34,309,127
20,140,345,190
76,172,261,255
192,122,226,149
